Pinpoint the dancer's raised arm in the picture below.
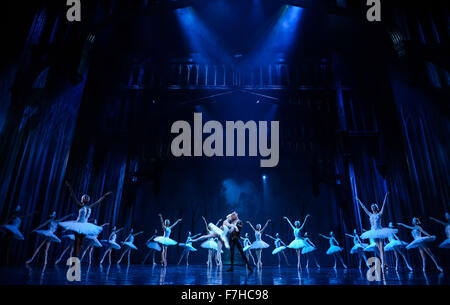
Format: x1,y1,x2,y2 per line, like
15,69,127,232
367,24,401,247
319,234,330,240
265,234,276,240
133,231,144,237
261,219,271,233
100,223,109,227
345,233,355,238
169,218,182,229
299,215,310,230
430,217,447,226
215,218,222,226
65,181,82,206
246,221,256,232
397,223,414,230
89,191,113,209
201,216,209,232
191,233,202,239
32,220,50,232
379,192,389,215
356,198,371,216
158,213,165,227
56,214,73,222
283,216,295,230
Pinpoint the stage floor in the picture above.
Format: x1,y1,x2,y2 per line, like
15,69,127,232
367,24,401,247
0,265,447,285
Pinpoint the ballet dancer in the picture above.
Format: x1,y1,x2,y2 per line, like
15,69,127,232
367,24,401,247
54,234,75,264
430,213,450,249
100,226,123,265
398,218,443,272
346,229,369,269
26,211,72,265
384,222,413,271
266,233,289,267
117,229,143,265
357,193,396,275
247,219,271,269
226,212,253,272
178,231,201,266
283,215,310,269
302,232,320,268
241,233,257,265
60,181,112,256
80,219,109,264
142,229,161,265
191,217,223,267
154,213,182,266
319,231,347,269
0,205,28,241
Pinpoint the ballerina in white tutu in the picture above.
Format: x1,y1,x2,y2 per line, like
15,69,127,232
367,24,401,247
266,233,289,267
241,233,257,265
384,222,412,271
430,213,450,249
283,215,310,269
54,233,75,265
142,229,161,265
100,226,124,264
178,231,201,266
320,231,347,269
357,192,395,275
80,219,109,265
117,228,143,265
0,205,31,241
398,218,443,272
26,211,72,265
191,217,223,267
60,181,112,256
155,213,182,266
247,219,271,269
302,232,320,268
345,229,369,269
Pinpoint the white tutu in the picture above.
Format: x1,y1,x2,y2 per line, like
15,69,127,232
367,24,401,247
86,235,102,247
62,234,75,241
439,239,450,249
360,228,397,240
101,240,121,250
406,236,436,249
384,240,407,251
350,243,367,254
208,223,230,249
1,225,24,240
301,246,317,254
35,230,61,243
243,245,251,252
250,240,269,249
59,221,102,236
272,246,286,255
146,241,162,251
326,245,343,255
154,236,177,246
122,241,138,250
201,239,218,250
287,239,307,249
179,243,197,252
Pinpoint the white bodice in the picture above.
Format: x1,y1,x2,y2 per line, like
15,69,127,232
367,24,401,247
353,235,360,245
76,206,91,223
330,237,338,246
369,213,382,230
274,238,281,247
412,227,421,239
48,220,58,233
164,226,171,238
445,224,450,238
110,232,117,242
11,217,21,227
126,234,134,243
243,238,251,247
255,231,262,241
293,228,301,239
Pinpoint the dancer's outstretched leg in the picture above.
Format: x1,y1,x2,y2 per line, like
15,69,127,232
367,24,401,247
26,240,46,264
